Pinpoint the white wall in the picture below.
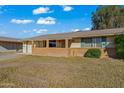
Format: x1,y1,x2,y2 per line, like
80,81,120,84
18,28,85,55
70,38,81,48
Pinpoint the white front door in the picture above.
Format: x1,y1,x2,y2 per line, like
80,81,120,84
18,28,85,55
27,45,32,54
23,44,27,53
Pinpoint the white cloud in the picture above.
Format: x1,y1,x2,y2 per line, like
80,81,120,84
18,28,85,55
11,19,34,24
23,29,48,34
63,6,73,12
33,7,53,15
37,17,56,25
33,29,37,32
83,27,91,31
72,29,81,32
35,29,48,34
23,30,30,33
72,28,91,32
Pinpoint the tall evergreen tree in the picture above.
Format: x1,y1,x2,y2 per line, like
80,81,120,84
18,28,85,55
92,6,124,30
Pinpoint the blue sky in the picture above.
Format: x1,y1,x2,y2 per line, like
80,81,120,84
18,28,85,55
0,5,98,38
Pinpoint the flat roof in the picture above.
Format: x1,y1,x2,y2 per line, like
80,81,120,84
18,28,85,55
24,28,124,41
0,36,22,42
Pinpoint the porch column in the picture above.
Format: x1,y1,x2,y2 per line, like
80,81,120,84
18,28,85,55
32,41,34,48
46,39,49,48
32,41,36,48
56,40,59,48
65,39,69,48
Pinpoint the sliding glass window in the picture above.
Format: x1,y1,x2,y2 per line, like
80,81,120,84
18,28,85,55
81,38,92,48
81,37,107,48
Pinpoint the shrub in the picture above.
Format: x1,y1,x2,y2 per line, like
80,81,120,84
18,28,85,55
114,35,124,59
84,49,101,58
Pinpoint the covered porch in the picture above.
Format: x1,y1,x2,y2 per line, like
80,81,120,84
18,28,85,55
23,39,71,56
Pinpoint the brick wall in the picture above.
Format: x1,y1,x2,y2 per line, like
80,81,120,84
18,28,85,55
32,48,116,58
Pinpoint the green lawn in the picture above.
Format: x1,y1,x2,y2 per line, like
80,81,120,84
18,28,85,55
0,55,124,88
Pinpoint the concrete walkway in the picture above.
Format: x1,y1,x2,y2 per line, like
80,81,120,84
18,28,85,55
0,53,24,61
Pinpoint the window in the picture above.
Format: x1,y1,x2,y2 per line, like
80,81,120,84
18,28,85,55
81,38,92,48
102,37,107,42
81,37,107,48
94,37,102,47
49,40,56,47
35,41,46,48
101,37,107,48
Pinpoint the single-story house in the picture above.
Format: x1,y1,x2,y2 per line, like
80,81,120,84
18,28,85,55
0,36,22,52
23,28,124,58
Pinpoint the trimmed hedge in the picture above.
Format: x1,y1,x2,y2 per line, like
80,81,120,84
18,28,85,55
84,49,101,58
114,35,124,59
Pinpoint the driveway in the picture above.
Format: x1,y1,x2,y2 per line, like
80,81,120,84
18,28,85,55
0,52,24,61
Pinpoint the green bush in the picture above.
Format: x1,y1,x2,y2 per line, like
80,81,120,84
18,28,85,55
84,49,101,58
114,35,124,59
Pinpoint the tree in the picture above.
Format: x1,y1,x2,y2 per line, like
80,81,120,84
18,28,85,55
92,6,124,30
114,35,124,59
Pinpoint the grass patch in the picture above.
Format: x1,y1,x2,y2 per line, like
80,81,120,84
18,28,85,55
0,55,124,87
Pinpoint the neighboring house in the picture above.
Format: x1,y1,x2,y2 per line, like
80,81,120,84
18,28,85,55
0,36,22,52
23,28,124,58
